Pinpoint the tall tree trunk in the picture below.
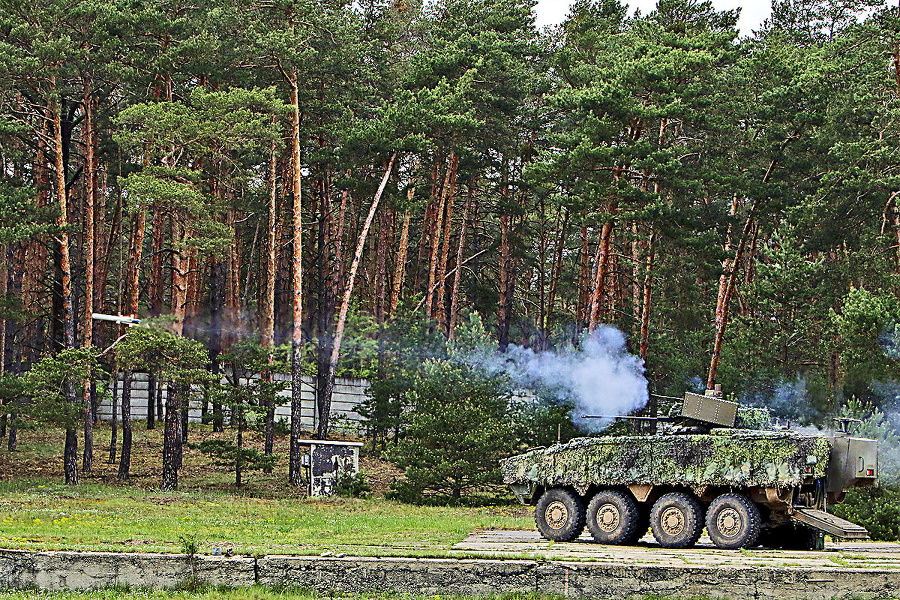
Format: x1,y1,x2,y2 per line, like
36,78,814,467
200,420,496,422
414,164,440,292
588,205,617,332
426,154,453,318
118,370,132,479
146,372,156,429
148,208,165,317
262,139,278,472
108,374,117,464
314,175,337,448
497,209,513,352
639,229,656,362
448,184,473,339
434,153,459,328
707,201,757,390
171,218,188,337
208,256,224,432
545,207,568,345
319,154,396,440
127,213,146,322
289,72,304,485
390,207,412,317
0,243,6,379
576,221,590,337
161,382,180,490
374,209,391,324
52,82,78,485
82,81,96,473
125,207,147,442
169,216,188,473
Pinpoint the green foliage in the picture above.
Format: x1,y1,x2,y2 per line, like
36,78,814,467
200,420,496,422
839,398,900,446
178,533,201,556
115,325,211,387
21,348,102,429
194,340,288,485
333,469,372,499
831,487,900,542
0,179,54,245
833,288,900,398
387,358,515,504
192,439,276,480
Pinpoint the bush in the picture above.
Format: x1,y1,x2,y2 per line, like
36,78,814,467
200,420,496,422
386,359,515,504
334,470,372,499
831,487,900,541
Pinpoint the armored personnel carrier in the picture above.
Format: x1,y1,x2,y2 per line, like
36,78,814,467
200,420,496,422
501,390,878,550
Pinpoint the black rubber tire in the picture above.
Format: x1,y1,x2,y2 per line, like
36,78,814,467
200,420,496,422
705,493,761,549
534,488,586,542
586,489,639,545
624,504,651,544
650,492,704,549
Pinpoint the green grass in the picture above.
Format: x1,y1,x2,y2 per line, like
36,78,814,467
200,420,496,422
0,479,530,556
0,421,532,556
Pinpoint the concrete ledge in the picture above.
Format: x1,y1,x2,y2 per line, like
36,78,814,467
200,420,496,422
0,549,256,591
2,549,899,599
257,556,538,596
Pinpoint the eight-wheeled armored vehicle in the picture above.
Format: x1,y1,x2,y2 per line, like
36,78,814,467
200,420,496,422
501,390,878,549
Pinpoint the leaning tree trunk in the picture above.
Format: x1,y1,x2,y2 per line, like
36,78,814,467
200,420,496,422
319,154,396,440
707,146,792,389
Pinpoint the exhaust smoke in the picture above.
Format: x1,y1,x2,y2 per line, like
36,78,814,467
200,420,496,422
473,326,649,432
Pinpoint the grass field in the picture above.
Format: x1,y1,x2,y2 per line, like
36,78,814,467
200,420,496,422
0,421,532,556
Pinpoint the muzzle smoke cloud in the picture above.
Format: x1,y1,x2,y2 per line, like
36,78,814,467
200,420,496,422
473,326,649,432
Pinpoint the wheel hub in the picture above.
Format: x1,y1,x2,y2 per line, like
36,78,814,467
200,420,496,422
596,503,620,532
545,501,569,530
661,506,685,536
717,508,742,538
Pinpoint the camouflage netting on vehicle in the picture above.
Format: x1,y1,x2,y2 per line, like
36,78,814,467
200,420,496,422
501,430,831,494
735,407,771,430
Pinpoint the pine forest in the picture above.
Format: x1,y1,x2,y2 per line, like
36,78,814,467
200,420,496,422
2,0,900,495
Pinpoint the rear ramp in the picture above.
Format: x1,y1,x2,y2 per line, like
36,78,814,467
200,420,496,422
791,508,869,539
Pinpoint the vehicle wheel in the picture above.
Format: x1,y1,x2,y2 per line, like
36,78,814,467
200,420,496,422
650,492,704,549
587,489,639,545
706,493,761,549
624,504,651,544
534,488,586,542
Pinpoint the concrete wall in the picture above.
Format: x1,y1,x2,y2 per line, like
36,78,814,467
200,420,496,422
1,549,899,599
96,373,370,432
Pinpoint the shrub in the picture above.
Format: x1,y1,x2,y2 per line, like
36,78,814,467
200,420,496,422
831,487,900,541
386,359,515,504
334,470,372,499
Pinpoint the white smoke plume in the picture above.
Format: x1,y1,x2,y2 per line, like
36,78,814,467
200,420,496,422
472,326,649,432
